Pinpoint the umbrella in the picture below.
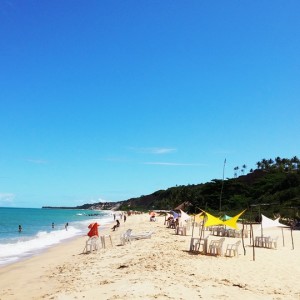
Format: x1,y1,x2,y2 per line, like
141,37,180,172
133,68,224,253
87,222,100,237
220,214,231,221
170,210,179,219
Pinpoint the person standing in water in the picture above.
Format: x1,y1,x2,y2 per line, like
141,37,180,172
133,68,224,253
65,222,68,230
52,222,54,229
18,225,22,233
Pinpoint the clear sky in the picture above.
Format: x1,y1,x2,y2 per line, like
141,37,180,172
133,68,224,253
0,1,299,208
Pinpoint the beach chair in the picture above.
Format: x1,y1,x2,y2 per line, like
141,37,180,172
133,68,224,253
193,237,208,254
83,236,99,253
100,234,113,248
227,229,235,237
208,237,225,256
255,236,270,247
176,226,187,236
120,229,132,245
267,236,278,249
225,240,241,257
169,220,176,229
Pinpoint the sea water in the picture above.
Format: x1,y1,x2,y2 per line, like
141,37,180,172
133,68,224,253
0,207,113,266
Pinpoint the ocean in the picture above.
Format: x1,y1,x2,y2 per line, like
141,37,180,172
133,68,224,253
0,207,114,267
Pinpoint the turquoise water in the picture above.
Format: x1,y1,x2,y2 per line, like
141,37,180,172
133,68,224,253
0,207,113,266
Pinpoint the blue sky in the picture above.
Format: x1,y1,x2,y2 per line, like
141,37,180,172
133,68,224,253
0,1,299,208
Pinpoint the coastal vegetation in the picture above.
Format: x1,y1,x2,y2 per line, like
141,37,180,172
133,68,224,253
44,156,300,220
117,156,300,220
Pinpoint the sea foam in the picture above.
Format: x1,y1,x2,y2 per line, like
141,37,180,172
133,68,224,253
0,226,81,266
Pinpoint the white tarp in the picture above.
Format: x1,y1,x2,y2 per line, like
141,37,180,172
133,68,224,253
180,209,191,223
261,214,289,228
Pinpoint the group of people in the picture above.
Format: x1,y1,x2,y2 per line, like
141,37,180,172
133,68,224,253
111,212,127,231
18,212,131,235
18,222,69,233
113,212,126,221
166,215,179,228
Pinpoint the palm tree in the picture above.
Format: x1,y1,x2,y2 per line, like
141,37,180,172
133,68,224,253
240,165,246,175
233,166,237,178
291,156,300,171
275,157,282,169
261,159,269,170
281,158,289,172
242,164,247,174
234,166,239,177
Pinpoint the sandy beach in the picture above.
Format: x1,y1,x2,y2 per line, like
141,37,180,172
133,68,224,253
0,213,299,300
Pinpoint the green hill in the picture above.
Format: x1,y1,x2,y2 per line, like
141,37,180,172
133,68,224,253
117,156,300,220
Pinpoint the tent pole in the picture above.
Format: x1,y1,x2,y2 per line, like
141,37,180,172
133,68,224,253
259,205,263,237
191,215,195,238
291,227,294,250
250,223,255,261
281,228,285,247
242,221,246,256
199,222,203,246
249,206,253,245
198,217,206,254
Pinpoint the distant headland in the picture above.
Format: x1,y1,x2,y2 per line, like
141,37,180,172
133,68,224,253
42,201,122,211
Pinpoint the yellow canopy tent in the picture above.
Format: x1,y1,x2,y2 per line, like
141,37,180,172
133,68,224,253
202,210,246,229
194,212,205,223
190,209,247,255
223,210,246,229
202,211,224,227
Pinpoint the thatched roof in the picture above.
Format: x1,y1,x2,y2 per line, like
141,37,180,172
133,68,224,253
174,201,192,211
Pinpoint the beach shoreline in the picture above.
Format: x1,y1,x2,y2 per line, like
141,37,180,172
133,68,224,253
0,208,115,268
0,213,299,300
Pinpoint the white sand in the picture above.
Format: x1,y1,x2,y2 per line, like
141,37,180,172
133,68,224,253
0,213,299,300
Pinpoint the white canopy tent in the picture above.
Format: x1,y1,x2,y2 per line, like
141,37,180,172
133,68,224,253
179,209,191,225
261,214,289,228
260,214,293,249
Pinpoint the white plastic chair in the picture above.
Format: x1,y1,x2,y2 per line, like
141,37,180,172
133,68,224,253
120,229,132,245
208,237,225,256
176,226,187,235
225,240,241,257
267,236,278,249
100,234,113,248
83,236,99,253
193,237,208,254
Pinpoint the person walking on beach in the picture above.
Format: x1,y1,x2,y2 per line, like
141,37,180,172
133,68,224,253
65,222,68,230
18,225,22,233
